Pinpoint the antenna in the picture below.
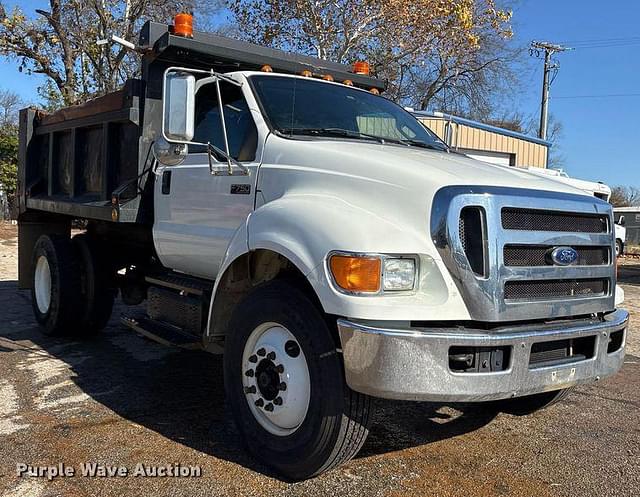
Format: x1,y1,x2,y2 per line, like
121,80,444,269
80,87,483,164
96,35,143,53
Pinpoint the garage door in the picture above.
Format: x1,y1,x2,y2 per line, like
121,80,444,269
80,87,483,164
462,149,513,167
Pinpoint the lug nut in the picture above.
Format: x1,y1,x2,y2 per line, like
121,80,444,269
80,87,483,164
254,398,264,407
275,364,284,374
249,355,258,364
273,397,283,406
267,351,276,360
245,369,254,377
244,386,256,394
278,382,287,391
257,348,266,357
264,403,274,412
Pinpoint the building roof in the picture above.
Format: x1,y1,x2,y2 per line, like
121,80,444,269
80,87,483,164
613,206,640,212
412,111,552,147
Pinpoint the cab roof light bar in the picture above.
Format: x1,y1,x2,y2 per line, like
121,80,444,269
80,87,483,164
138,21,386,92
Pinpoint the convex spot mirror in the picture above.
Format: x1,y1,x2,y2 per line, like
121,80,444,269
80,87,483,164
153,137,188,166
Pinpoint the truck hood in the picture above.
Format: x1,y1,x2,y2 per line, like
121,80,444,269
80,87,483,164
261,137,588,197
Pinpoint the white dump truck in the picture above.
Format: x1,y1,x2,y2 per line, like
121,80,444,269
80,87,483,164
17,17,628,480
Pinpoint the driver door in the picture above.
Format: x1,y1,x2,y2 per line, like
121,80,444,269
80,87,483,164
153,79,260,279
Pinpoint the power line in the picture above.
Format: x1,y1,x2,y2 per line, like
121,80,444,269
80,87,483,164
556,36,640,44
552,93,640,99
554,36,640,50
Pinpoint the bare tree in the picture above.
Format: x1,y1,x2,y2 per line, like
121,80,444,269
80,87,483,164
229,0,514,114
0,0,224,108
0,89,23,126
610,186,640,208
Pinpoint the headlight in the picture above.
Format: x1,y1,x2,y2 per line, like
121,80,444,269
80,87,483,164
328,252,417,294
383,258,416,291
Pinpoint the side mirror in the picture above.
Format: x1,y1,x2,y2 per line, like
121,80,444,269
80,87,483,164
618,215,626,226
162,70,196,142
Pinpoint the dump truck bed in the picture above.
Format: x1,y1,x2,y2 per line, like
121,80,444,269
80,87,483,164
18,79,146,224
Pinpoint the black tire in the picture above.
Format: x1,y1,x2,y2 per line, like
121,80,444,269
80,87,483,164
30,234,82,336
72,234,116,333
616,239,623,257
224,280,372,480
493,387,573,416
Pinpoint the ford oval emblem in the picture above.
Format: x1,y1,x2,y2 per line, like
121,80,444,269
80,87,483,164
549,246,579,266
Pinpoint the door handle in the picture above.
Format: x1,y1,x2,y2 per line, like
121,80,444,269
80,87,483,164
161,170,172,194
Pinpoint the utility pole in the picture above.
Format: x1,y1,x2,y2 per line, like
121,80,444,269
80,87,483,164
530,41,570,140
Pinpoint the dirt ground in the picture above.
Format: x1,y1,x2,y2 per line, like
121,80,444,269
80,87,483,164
0,222,638,497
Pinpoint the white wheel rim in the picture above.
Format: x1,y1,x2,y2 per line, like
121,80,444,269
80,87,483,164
241,322,311,436
34,255,52,314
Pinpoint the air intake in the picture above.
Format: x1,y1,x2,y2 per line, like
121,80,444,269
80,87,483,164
459,207,488,277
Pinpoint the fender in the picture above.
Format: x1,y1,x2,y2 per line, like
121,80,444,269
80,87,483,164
206,194,469,333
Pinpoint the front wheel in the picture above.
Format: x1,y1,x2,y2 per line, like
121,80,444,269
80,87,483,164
224,280,373,480
616,239,623,257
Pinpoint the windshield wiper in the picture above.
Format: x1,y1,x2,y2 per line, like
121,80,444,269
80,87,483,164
276,127,386,144
276,127,449,151
402,139,449,152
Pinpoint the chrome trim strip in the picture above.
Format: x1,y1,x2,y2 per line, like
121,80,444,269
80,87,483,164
431,186,616,321
337,309,628,401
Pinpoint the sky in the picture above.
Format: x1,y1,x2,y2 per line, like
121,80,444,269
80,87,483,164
1,0,638,187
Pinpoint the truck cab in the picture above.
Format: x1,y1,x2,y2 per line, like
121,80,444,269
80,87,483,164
17,18,628,480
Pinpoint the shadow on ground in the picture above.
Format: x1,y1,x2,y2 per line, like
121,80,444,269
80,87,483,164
619,260,640,286
0,280,499,480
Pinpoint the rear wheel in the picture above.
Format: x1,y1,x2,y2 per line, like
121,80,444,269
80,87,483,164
72,234,116,333
31,234,82,336
492,387,573,416
224,280,373,480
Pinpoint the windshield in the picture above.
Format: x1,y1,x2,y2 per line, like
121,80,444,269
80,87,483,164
249,75,447,150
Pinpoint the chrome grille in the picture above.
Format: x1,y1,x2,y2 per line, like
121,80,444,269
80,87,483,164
504,279,608,300
504,245,609,267
431,187,616,322
501,208,608,233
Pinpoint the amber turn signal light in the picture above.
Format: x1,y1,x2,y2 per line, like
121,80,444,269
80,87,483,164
174,13,194,38
329,255,381,293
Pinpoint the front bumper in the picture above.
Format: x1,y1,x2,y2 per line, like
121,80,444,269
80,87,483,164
337,309,629,402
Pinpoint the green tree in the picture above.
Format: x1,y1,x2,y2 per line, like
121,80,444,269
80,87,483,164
0,124,18,195
0,89,21,218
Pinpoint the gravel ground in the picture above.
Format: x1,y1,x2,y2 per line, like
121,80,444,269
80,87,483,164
0,223,638,497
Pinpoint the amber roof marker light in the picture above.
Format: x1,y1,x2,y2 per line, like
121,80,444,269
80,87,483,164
174,13,194,38
352,61,370,75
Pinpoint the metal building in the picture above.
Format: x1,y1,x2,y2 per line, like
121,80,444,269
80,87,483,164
413,111,551,169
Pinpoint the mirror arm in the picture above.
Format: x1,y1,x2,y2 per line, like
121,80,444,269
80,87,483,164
206,142,249,176
215,78,234,175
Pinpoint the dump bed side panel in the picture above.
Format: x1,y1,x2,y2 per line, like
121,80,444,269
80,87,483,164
18,80,148,224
